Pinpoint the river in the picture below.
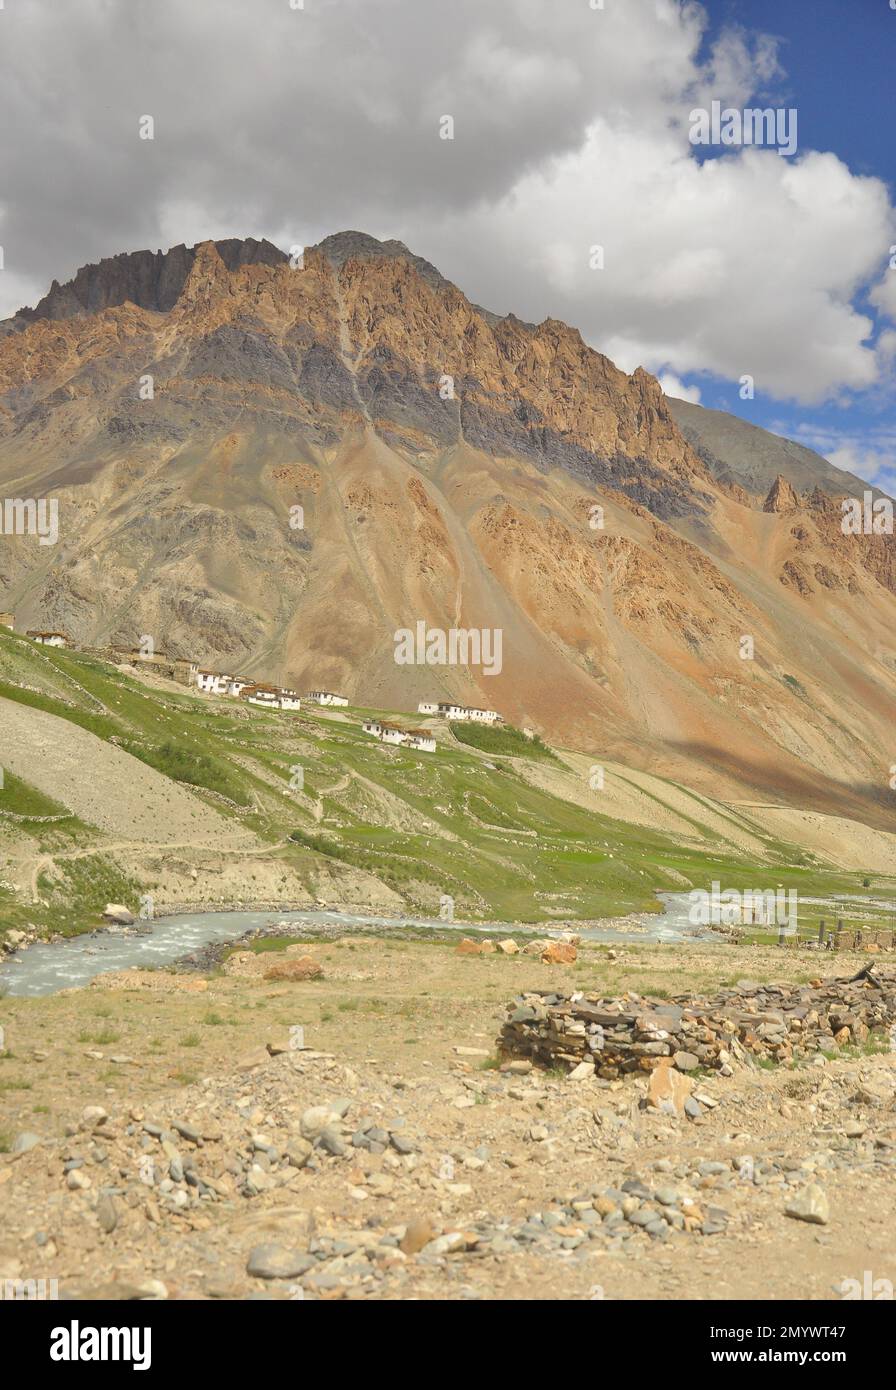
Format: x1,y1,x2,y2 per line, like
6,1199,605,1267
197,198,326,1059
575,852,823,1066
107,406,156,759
0,893,717,997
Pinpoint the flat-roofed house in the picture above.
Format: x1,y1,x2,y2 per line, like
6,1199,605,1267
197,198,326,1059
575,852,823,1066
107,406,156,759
196,670,231,695
405,729,436,752
242,683,281,709
26,630,69,648
278,689,302,711
362,718,383,737
417,701,439,715
379,721,408,745
227,677,251,697
467,707,502,724
437,701,468,720
307,691,348,707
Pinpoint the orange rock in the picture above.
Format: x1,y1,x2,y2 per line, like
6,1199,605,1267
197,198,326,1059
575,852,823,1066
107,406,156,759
496,939,520,955
647,1060,694,1115
541,942,577,964
455,938,484,955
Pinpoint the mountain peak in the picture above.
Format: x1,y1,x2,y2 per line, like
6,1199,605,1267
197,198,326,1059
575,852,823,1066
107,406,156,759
12,237,287,324
310,230,454,295
763,474,801,513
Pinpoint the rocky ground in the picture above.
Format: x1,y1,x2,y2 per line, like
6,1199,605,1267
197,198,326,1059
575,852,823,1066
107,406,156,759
1,935,895,1301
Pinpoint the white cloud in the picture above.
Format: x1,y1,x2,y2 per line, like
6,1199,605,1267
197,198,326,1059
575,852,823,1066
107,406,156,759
0,0,893,409
657,372,702,404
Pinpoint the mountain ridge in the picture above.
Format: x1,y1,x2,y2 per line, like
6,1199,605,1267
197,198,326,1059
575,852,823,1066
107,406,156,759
1,233,894,825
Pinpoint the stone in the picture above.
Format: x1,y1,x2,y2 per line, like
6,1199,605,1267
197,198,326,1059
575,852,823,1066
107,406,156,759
12,1132,41,1154
246,1244,316,1280
81,1105,108,1128
673,1051,700,1071
647,1063,694,1116
300,1105,342,1139
541,942,577,965
567,1061,594,1081
67,1170,92,1191
96,1195,119,1233
456,938,485,956
496,939,520,955
400,1218,436,1255
785,1184,829,1226
102,904,135,925
317,1128,346,1157
286,1138,313,1169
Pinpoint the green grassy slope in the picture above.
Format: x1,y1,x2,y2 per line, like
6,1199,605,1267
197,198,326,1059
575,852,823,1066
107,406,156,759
1,630,894,938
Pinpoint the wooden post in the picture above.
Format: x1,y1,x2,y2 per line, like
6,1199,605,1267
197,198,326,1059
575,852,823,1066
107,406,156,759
834,919,844,951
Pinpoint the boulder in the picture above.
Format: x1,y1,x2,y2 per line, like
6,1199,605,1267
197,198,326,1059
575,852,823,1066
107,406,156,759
102,904,135,925
647,1062,694,1116
541,941,577,965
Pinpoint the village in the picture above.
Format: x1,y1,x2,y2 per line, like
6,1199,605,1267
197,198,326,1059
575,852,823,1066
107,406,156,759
1,615,503,754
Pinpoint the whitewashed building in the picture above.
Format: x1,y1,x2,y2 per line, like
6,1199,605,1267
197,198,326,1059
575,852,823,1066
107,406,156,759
307,691,348,707
278,690,302,711
405,729,436,752
417,701,439,715
437,702,469,720
242,683,281,709
196,670,231,695
26,630,70,648
227,677,251,697
362,718,383,737
379,722,408,745
467,707,502,724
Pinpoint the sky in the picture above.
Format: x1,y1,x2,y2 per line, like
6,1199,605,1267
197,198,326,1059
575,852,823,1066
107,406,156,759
0,0,893,490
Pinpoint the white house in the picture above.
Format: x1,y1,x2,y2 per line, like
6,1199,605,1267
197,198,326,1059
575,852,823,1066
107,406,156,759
196,670,231,695
278,689,302,711
467,707,503,724
307,691,348,707
437,702,469,720
227,677,251,697
405,729,436,752
242,683,281,708
26,630,70,648
417,701,439,715
362,718,383,737
379,722,408,745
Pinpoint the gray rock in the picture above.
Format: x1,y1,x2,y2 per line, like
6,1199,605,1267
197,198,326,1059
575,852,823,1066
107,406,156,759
785,1184,829,1225
12,1132,41,1154
96,1195,118,1233
246,1244,317,1280
317,1128,346,1157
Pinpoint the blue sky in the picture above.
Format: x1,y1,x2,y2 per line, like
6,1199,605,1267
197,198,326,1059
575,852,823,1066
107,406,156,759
688,0,895,486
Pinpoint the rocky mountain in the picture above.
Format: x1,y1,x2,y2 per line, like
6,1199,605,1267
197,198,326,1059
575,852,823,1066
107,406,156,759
667,396,884,503
1,233,894,826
